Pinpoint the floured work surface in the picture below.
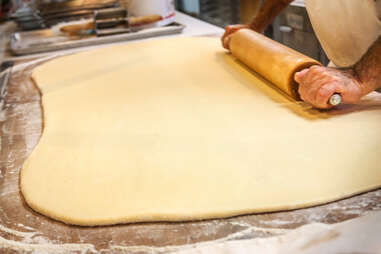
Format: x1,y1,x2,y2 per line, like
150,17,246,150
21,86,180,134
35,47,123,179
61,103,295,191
0,37,381,253
22,37,381,226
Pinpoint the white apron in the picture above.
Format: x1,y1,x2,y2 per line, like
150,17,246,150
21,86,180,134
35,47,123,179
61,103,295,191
305,0,381,67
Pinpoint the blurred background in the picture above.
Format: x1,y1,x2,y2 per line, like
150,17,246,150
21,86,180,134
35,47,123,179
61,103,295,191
0,0,328,64
175,0,328,64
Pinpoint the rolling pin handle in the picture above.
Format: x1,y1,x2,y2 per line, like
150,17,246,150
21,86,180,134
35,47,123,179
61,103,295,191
329,93,341,106
279,26,293,33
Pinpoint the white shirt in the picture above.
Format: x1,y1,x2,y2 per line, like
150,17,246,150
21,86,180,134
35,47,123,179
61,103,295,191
305,0,381,67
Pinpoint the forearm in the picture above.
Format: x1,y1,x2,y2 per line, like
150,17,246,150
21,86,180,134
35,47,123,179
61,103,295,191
354,35,381,95
249,0,293,32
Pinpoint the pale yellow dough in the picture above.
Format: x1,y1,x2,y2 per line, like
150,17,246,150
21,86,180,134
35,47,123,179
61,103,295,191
21,37,381,226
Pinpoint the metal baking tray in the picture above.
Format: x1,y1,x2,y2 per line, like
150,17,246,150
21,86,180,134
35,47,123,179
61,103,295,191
10,22,185,56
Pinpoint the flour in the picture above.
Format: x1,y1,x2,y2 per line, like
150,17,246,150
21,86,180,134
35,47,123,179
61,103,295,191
0,223,96,254
0,224,36,238
0,235,96,254
110,211,381,254
1,49,381,254
17,224,35,231
229,221,290,234
110,223,291,254
0,214,292,254
0,176,18,197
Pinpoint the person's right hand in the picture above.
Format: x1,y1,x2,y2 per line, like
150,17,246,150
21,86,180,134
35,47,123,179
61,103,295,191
221,24,249,50
294,66,363,109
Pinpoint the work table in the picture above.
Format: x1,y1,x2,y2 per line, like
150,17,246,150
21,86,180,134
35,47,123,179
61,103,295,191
0,11,381,254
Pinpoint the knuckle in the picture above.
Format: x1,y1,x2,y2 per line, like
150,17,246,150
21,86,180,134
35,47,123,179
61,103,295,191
308,69,317,76
317,86,330,98
310,65,320,71
225,25,233,32
309,65,322,73
316,91,326,101
308,69,320,78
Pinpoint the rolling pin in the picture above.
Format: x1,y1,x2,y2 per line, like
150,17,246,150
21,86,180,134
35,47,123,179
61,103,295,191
229,29,341,106
60,14,163,36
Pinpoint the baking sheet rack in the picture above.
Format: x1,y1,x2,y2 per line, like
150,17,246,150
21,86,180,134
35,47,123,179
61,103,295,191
10,22,185,56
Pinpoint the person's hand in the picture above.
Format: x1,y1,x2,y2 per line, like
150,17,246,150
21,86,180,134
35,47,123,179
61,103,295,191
294,66,363,109
221,24,249,50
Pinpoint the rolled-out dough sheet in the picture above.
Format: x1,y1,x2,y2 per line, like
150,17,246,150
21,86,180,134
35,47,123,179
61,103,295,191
21,37,381,226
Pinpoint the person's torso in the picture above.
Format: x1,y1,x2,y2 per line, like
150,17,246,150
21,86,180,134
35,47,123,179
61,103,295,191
305,0,381,67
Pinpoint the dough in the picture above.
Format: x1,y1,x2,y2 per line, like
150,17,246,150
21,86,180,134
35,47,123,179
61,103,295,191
21,37,381,226
305,0,381,67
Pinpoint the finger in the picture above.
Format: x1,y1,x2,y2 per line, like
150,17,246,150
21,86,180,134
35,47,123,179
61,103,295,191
304,76,333,103
223,36,231,50
300,67,337,103
296,69,311,101
296,66,326,98
294,69,309,83
222,24,247,49
221,30,229,48
225,24,247,37
304,66,331,86
298,69,326,102
314,82,338,108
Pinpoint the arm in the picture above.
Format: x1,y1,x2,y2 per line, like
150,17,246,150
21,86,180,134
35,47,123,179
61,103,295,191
249,0,294,32
295,35,381,109
222,0,293,49
354,35,381,95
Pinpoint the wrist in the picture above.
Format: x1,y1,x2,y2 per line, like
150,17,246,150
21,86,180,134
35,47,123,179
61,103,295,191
359,81,379,96
352,35,381,96
249,20,265,33
352,67,379,96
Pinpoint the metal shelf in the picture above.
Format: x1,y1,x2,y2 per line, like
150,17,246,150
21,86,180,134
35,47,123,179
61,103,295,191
199,0,240,27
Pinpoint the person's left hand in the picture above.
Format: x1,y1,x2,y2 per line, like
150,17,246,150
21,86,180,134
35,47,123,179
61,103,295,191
294,66,363,109
221,24,249,50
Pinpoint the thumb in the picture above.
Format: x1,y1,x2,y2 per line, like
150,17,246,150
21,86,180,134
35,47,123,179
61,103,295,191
222,35,231,50
294,69,308,84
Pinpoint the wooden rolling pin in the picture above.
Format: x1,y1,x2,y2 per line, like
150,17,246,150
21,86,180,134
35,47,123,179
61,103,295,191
229,29,341,105
60,14,162,36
